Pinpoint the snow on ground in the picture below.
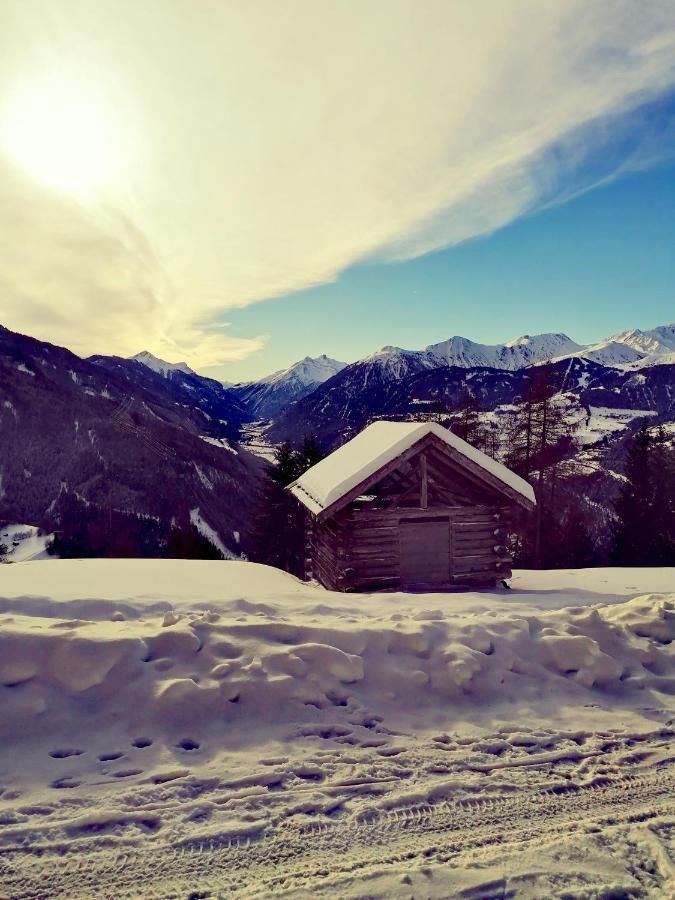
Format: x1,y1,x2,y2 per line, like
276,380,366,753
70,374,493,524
199,435,238,454
0,560,673,898
478,395,659,453
572,406,657,446
0,524,52,563
189,508,238,560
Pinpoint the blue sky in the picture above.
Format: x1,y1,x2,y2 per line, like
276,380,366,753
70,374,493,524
213,159,675,381
3,3,675,374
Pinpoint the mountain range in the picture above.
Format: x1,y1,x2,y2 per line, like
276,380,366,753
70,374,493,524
339,323,675,380
216,322,674,449
120,324,675,424
209,323,675,426
1,319,673,560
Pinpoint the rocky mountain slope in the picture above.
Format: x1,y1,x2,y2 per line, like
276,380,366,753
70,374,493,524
92,354,248,442
0,325,263,556
611,323,675,355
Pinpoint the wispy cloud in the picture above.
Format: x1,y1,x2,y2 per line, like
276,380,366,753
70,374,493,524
1,0,674,366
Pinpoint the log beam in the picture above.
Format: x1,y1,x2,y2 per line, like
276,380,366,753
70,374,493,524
420,452,428,509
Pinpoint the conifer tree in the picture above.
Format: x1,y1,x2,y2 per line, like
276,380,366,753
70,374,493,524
451,389,482,444
612,425,675,565
252,437,326,575
504,369,576,566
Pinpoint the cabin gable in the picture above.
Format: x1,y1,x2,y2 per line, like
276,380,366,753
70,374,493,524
320,433,523,519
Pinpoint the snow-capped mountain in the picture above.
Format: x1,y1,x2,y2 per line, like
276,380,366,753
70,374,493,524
131,350,195,378
424,332,583,369
339,324,675,383
539,324,675,368
268,350,675,452
339,334,586,395
233,354,347,419
368,327,675,375
610,324,675,356
360,346,434,380
262,354,347,387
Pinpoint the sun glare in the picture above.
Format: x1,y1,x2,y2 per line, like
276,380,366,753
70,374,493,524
0,75,123,198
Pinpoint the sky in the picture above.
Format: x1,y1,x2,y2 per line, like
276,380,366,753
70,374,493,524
0,0,674,382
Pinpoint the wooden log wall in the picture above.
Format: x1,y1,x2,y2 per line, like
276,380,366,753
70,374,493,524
310,515,352,590
315,504,514,591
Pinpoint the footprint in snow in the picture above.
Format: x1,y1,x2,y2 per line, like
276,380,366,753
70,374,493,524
132,737,153,748
49,748,84,759
50,777,81,789
18,805,55,817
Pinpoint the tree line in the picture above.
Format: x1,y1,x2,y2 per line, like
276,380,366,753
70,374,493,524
46,492,224,560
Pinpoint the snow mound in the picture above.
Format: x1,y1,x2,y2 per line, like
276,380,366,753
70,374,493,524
0,561,672,743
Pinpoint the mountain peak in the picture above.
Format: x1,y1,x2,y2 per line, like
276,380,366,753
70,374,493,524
282,355,347,383
232,354,347,419
372,345,409,356
131,351,195,378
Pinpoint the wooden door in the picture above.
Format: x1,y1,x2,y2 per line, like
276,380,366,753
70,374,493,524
399,517,450,586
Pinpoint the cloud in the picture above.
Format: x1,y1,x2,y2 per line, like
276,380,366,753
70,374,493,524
0,158,263,364
1,0,674,366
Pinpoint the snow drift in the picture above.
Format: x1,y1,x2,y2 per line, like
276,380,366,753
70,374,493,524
0,561,673,743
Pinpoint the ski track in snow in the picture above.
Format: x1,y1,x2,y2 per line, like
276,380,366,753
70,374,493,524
0,560,673,897
1,728,673,898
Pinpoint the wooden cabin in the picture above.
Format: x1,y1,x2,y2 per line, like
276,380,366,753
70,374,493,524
288,421,535,591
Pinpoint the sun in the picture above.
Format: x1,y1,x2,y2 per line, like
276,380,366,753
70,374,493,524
0,75,124,198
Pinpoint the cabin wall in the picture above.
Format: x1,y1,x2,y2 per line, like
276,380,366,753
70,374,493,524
309,504,513,591
450,508,512,585
307,514,351,590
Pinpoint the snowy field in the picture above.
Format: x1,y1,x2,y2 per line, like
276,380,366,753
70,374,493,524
0,560,673,898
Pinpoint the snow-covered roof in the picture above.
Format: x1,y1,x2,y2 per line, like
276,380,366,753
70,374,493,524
289,421,535,516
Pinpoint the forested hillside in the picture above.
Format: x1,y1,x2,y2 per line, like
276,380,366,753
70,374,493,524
0,325,263,558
